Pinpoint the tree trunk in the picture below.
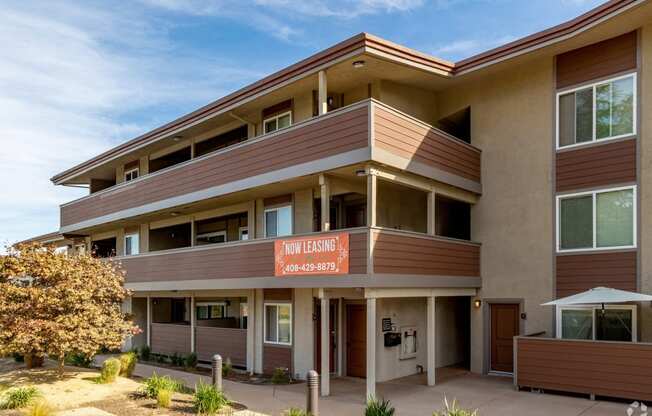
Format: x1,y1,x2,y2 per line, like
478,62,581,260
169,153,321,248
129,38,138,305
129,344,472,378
24,354,44,369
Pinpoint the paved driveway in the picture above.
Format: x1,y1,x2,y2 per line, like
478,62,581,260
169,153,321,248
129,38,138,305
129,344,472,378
134,363,630,415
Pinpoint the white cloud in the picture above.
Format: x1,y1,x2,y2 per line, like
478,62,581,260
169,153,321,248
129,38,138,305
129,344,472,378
430,35,516,60
0,0,264,246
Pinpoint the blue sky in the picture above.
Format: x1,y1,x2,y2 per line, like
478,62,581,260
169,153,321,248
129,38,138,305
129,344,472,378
0,0,603,245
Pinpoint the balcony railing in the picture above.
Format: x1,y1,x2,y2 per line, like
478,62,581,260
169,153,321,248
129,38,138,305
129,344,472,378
60,99,481,233
117,227,480,288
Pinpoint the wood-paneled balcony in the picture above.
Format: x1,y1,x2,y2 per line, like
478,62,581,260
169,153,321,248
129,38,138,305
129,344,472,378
60,99,481,233
117,227,481,291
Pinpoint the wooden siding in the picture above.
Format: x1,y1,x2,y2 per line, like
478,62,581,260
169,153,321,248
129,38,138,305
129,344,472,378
373,104,481,183
150,323,191,356
121,230,368,284
556,251,637,297
61,105,370,227
195,327,247,366
372,230,480,277
516,337,652,401
556,31,637,89
556,139,636,192
263,345,292,375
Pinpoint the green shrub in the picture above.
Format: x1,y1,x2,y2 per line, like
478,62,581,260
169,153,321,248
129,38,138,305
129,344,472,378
1,386,40,409
65,352,93,368
184,352,197,369
170,352,181,366
139,345,151,361
141,373,185,399
156,388,172,408
119,352,137,377
365,397,395,416
222,358,232,377
12,353,24,363
155,354,168,364
22,398,54,416
270,367,291,385
433,397,478,416
99,358,121,383
193,381,229,415
283,408,309,416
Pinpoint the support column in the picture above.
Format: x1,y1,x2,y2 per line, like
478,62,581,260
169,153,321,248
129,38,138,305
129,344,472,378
247,290,255,374
254,288,264,374
122,297,133,351
367,173,377,228
318,70,328,116
427,296,436,386
337,298,343,376
319,174,330,232
320,295,330,396
366,298,377,399
190,296,196,353
146,296,152,347
427,191,436,236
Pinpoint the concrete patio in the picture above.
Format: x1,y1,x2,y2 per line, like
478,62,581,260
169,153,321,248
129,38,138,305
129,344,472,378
133,363,631,415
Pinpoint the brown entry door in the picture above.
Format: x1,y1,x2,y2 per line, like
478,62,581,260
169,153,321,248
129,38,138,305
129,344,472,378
346,305,366,378
490,303,519,373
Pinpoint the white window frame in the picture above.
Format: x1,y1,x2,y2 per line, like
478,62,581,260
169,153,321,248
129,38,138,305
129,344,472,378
263,205,293,238
556,304,637,342
196,230,227,244
124,233,140,256
556,185,637,253
196,301,227,319
263,111,292,134
239,226,249,240
124,167,139,182
263,302,292,346
556,72,637,150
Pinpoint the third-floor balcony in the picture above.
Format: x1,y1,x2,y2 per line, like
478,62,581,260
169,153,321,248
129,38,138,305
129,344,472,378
60,99,481,233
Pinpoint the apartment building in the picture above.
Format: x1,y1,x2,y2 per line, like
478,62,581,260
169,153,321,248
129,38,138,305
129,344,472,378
28,0,652,401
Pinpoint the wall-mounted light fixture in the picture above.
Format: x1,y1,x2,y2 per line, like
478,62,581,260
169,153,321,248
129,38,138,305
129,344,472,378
474,299,482,309
355,169,367,177
352,60,366,69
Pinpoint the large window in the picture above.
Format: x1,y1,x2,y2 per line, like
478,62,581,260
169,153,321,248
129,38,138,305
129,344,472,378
124,168,139,182
557,186,635,252
264,206,292,237
264,111,292,134
558,306,636,342
557,73,636,148
196,302,226,320
264,303,292,345
124,233,139,256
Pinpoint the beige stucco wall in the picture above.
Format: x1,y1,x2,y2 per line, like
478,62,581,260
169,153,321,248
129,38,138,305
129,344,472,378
376,179,427,233
293,189,314,234
638,25,652,342
379,80,437,124
436,56,555,373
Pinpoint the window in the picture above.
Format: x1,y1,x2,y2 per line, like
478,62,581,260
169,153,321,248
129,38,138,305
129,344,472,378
196,230,227,245
124,233,139,256
239,226,249,240
196,302,226,320
558,306,636,342
264,206,292,237
264,303,292,345
558,73,636,148
124,168,139,182
557,186,635,252
264,111,292,134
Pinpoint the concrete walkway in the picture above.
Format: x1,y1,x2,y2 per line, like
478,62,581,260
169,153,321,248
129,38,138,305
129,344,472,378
133,363,631,415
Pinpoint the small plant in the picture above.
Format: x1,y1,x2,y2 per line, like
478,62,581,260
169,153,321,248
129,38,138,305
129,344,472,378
365,396,395,416
284,408,309,416
222,357,232,377
171,352,182,366
141,373,186,399
156,388,172,408
12,353,24,363
184,352,197,369
65,352,93,368
193,381,229,415
270,367,291,385
139,345,151,361
99,358,121,383
433,397,478,416
22,398,54,416
1,386,40,409
119,352,137,377
156,354,168,364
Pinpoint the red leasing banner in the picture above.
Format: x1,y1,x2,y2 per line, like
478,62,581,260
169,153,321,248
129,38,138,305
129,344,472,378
274,233,349,276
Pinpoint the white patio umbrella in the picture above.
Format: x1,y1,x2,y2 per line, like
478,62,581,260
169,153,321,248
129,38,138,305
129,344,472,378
542,286,652,306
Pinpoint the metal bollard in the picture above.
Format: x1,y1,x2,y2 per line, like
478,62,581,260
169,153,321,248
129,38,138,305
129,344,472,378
212,354,223,391
306,370,319,416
